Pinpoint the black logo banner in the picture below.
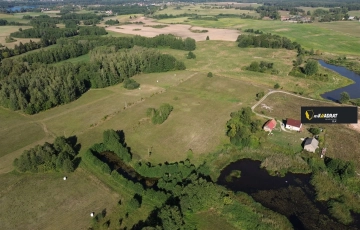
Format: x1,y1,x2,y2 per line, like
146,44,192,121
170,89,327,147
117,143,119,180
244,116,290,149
301,106,358,124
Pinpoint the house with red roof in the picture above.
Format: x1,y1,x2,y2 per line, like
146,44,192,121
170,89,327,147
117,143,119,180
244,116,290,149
285,118,302,131
263,119,277,132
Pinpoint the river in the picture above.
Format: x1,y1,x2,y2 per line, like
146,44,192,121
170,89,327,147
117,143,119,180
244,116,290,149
217,159,360,230
319,60,360,102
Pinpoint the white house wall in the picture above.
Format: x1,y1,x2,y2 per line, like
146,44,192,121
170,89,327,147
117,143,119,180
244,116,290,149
285,125,300,131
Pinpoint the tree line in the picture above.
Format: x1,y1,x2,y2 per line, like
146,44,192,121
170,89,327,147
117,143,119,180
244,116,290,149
0,46,185,114
10,26,107,39
85,5,156,15
1,33,196,61
0,19,25,26
237,33,301,51
13,136,79,173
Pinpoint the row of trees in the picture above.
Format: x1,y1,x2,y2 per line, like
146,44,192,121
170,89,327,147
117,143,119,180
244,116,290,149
0,19,24,26
10,26,107,39
105,19,119,25
13,136,79,173
237,33,301,51
146,103,174,125
0,40,45,60
21,42,90,64
1,33,196,61
246,61,278,74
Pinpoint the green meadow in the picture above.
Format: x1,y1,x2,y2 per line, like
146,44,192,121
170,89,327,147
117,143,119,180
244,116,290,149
157,18,360,55
1,6,360,229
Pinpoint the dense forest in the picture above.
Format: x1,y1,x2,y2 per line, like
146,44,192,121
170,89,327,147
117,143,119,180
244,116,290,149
0,32,195,61
0,45,185,114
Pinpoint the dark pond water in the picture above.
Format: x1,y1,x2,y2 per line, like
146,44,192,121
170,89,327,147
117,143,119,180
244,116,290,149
7,6,36,12
319,60,360,101
96,151,158,188
217,159,360,230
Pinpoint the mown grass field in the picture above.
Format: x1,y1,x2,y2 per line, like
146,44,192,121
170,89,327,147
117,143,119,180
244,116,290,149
1,40,354,173
0,67,265,173
0,169,120,230
348,10,360,17
0,108,45,158
156,18,360,55
162,41,353,99
0,25,38,48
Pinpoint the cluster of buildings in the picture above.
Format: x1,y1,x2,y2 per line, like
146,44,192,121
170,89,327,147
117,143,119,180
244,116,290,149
263,118,321,154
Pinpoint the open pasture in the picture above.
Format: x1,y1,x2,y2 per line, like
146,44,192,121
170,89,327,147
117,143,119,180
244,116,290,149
162,41,352,99
1,39,355,173
0,68,266,173
75,71,265,165
154,4,260,17
0,25,39,48
155,17,360,55
106,17,240,41
348,10,360,17
255,92,360,169
0,169,120,230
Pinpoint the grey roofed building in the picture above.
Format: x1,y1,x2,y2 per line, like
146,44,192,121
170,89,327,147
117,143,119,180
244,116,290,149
304,137,319,153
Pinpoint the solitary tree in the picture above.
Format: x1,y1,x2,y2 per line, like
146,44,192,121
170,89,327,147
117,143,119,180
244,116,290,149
304,59,319,75
186,51,196,59
309,127,321,135
206,36,209,40
207,72,213,77
339,91,350,104
248,61,259,72
274,83,280,89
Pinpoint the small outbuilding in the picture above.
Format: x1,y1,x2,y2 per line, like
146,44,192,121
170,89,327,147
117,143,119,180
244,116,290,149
304,137,319,153
263,119,277,132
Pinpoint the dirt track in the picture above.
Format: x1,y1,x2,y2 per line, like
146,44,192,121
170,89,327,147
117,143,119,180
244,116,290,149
106,17,240,41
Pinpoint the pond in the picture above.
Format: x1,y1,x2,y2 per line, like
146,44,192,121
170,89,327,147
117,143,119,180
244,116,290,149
319,60,360,102
7,6,36,12
217,159,360,230
96,151,158,188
